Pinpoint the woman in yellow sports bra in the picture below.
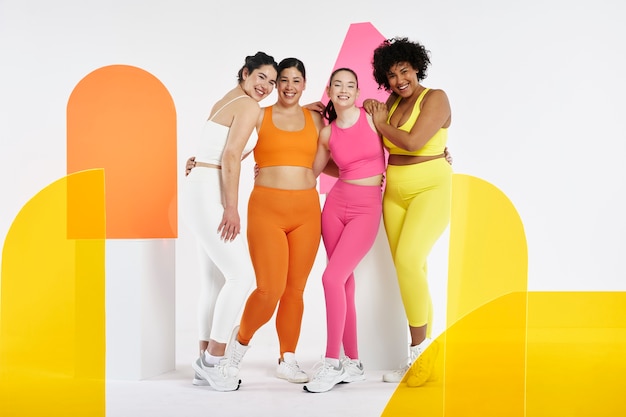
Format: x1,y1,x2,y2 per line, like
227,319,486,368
367,37,452,386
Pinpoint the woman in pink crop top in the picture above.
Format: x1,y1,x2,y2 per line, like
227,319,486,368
367,37,453,386
302,68,386,393
182,52,278,392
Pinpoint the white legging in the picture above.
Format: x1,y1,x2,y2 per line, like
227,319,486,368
181,167,254,343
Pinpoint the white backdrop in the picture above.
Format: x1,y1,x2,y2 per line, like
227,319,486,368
1,0,625,368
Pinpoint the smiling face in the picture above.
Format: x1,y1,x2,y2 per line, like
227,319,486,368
276,66,306,105
327,69,359,109
386,61,420,98
241,64,277,102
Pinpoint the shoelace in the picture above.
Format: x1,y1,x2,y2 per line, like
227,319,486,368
282,360,304,375
311,360,337,380
215,359,231,377
228,345,246,369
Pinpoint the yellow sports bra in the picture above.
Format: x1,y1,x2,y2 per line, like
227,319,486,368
383,88,447,156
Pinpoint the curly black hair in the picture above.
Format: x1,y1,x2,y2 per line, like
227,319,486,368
237,51,279,83
372,37,431,91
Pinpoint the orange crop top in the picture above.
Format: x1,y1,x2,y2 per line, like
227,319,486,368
254,106,319,168
383,88,448,156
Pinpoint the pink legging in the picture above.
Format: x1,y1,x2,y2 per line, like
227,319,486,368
321,180,382,360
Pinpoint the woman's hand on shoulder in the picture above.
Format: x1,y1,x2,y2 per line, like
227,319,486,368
370,101,389,130
362,98,385,115
303,100,325,115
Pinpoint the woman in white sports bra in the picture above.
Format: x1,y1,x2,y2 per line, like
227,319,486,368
181,52,278,392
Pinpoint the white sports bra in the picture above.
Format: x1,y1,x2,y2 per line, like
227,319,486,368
193,95,259,165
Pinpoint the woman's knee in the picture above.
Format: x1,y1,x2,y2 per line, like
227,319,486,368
322,273,344,292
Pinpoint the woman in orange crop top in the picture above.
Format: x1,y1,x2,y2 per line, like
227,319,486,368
366,37,453,387
224,58,326,384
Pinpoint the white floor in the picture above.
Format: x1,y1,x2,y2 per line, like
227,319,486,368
106,345,398,417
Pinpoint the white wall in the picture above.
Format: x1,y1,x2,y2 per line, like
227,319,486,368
2,0,625,367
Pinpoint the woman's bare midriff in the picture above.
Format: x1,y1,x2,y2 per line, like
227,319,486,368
342,174,383,187
255,166,317,190
387,153,445,166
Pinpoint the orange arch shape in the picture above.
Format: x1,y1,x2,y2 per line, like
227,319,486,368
67,65,177,238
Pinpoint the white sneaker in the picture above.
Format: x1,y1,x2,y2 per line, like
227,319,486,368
303,359,348,393
382,339,438,384
406,340,439,387
276,352,309,383
192,356,240,392
341,357,365,382
382,362,410,383
224,325,249,377
192,371,210,386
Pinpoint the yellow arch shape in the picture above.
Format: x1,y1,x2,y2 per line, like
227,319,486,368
0,170,106,417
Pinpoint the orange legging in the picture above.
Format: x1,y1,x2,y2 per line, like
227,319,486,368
238,185,321,356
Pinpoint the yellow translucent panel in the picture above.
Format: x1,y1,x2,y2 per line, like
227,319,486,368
383,174,626,416
526,292,626,417
443,292,527,416
384,174,528,416
67,169,106,239
0,170,105,417
443,175,528,416
446,174,528,324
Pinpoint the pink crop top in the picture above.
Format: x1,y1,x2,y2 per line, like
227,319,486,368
254,106,318,168
329,108,386,180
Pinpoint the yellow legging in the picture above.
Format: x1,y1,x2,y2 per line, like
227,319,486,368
383,158,452,336
239,185,321,356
